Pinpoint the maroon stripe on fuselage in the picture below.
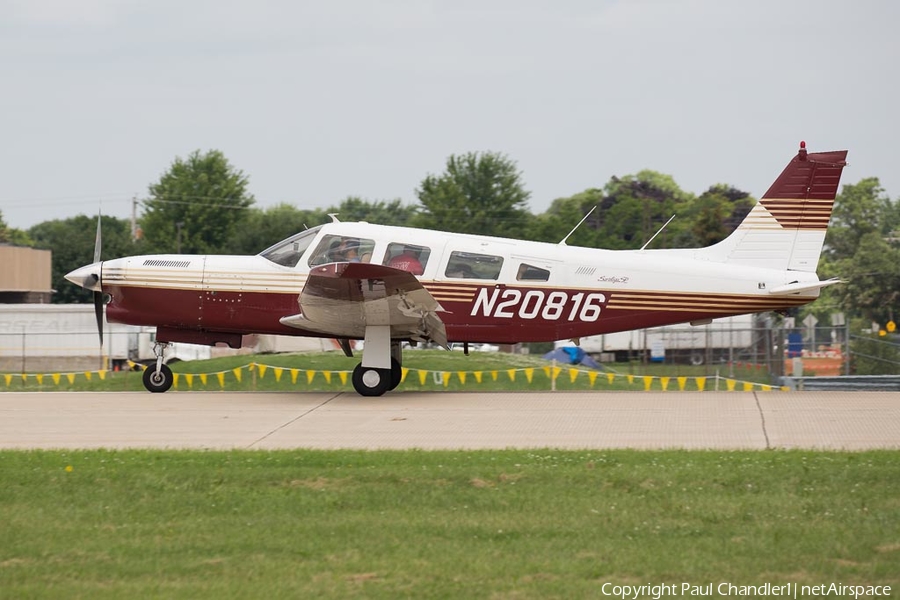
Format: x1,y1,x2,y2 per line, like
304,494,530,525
105,282,815,345
105,285,304,337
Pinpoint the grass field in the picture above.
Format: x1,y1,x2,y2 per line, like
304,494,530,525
1,449,898,599
2,350,777,393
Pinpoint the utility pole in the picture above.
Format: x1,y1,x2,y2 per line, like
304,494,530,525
131,196,138,242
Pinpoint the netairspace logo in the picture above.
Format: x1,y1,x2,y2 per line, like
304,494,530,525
599,582,893,599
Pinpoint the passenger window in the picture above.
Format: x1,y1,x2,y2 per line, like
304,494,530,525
516,263,550,282
308,235,376,266
444,251,504,280
383,243,430,275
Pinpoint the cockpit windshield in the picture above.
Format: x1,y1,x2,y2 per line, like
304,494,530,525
259,227,322,267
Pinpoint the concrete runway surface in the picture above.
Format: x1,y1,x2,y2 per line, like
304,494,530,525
1,391,898,451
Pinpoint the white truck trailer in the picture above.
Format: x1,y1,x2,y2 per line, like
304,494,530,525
561,314,755,365
0,304,210,372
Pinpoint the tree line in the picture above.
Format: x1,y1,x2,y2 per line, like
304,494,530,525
1,149,897,329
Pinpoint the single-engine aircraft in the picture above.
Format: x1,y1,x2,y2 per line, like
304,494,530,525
66,142,847,396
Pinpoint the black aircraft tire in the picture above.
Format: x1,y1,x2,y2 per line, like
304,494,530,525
143,363,174,393
352,363,391,397
388,358,402,391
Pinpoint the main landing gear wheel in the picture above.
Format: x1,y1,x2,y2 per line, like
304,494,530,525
388,358,402,391
143,363,174,393
352,363,392,397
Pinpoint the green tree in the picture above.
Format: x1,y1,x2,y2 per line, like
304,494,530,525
825,178,894,260
529,171,695,250
829,232,900,324
141,150,254,254
230,204,327,255
414,152,531,237
674,185,754,248
0,210,34,246
29,215,137,304
817,178,900,324
328,197,417,227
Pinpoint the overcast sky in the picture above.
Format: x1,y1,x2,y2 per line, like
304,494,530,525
1,0,897,231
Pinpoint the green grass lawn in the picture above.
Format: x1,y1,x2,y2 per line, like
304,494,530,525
1,449,898,599
2,350,778,393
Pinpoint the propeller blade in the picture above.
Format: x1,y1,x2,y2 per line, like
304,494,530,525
93,211,103,345
93,290,104,345
93,212,102,264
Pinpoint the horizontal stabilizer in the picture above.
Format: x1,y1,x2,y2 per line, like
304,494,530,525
767,277,843,296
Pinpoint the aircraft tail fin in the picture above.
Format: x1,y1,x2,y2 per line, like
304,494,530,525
699,143,848,272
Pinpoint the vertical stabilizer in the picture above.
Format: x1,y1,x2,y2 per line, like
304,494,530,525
700,143,848,272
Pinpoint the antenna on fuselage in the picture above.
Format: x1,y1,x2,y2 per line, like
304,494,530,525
558,206,597,247
639,214,676,251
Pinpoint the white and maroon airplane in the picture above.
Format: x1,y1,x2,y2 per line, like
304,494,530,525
66,143,847,396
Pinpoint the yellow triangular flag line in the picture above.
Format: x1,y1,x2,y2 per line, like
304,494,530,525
542,366,551,378
660,376,670,391
339,371,348,385
607,372,615,384
306,370,315,384
761,385,772,392
291,369,299,384
569,368,579,383
588,371,598,386
418,370,428,385
726,379,736,391
67,373,76,385
98,370,107,380
21,374,28,383
442,372,451,387
474,371,483,383
52,373,61,385
696,377,706,391
233,367,243,382
172,373,180,388
323,371,332,384
742,381,753,391
258,364,268,379
273,367,283,382
4,374,12,386
626,374,634,384
457,371,466,384
200,373,208,385
643,375,653,391
217,372,225,388
524,368,534,383
36,374,44,385
507,369,516,382
184,373,194,388
552,366,562,380
677,376,687,391
491,370,498,381
401,367,409,383
83,372,91,382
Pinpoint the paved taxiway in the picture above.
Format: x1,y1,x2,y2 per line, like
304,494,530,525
1,391,898,450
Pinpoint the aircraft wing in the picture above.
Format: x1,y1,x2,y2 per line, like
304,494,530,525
280,262,448,348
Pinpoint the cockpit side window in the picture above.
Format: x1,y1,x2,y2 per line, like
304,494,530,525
444,251,504,280
259,228,320,267
308,235,376,266
516,263,550,282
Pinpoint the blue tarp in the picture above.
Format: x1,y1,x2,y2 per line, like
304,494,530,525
542,347,602,369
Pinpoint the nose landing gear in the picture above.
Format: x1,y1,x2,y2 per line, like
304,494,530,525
142,342,174,393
